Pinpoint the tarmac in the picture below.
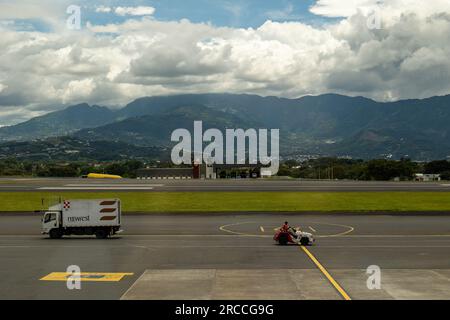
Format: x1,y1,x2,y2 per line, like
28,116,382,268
0,177,449,192
0,213,449,300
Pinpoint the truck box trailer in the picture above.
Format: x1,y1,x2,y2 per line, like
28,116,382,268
41,199,122,239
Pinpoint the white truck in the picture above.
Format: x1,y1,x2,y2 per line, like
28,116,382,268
41,199,122,239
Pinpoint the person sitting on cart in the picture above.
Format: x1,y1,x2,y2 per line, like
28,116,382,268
281,221,298,239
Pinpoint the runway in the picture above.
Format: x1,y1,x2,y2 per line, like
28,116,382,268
0,213,449,300
0,178,449,192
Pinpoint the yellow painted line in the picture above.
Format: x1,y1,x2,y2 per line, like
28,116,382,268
40,272,134,282
309,226,317,233
300,246,351,301
260,226,265,233
308,222,354,238
222,222,354,238
219,222,271,238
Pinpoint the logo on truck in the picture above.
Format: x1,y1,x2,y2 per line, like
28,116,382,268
99,201,117,221
68,216,90,222
63,200,71,209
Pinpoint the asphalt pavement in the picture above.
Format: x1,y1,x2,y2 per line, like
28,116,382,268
0,213,449,300
0,178,449,192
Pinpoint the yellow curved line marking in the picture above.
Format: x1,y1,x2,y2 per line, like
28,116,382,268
300,246,351,300
220,221,353,300
224,222,354,238
219,222,272,238
308,222,355,238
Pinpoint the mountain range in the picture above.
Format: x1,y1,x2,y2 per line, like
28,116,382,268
0,103,116,141
1,93,450,161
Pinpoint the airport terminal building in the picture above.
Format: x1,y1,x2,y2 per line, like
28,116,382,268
136,164,266,179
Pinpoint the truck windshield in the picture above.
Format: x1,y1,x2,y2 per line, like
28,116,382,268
44,213,56,223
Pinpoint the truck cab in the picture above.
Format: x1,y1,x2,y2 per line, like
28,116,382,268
42,211,62,238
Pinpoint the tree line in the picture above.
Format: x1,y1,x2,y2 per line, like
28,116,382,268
0,158,449,181
0,159,146,178
277,158,450,181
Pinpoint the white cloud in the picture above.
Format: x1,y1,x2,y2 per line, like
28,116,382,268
95,6,112,13
1,1,450,125
310,0,450,18
0,0,71,29
61,78,96,103
114,6,155,17
310,0,382,17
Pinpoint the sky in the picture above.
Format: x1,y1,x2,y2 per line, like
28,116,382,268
1,0,450,125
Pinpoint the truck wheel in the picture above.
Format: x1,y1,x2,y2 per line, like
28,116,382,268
278,233,288,245
49,229,63,239
95,229,108,239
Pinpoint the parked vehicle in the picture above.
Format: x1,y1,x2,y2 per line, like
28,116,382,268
274,227,314,246
41,199,122,239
